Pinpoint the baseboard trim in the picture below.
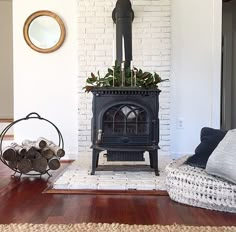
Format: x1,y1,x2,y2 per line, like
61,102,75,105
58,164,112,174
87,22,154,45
1,135,14,140
60,160,74,163
0,118,13,123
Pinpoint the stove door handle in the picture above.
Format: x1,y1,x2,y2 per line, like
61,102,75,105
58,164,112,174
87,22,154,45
96,129,103,145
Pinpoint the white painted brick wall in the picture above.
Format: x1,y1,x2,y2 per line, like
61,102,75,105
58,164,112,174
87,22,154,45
77,0,171,153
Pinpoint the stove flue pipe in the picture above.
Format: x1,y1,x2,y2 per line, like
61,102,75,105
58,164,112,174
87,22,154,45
112,0,134,68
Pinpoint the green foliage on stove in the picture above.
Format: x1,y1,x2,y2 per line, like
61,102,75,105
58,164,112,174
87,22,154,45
83,61,168,92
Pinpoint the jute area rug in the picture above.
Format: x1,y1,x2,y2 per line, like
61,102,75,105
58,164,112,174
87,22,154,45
0,223,235,232
45,153,172,195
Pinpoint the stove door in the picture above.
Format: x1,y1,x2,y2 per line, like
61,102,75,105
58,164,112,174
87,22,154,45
101,104,152,146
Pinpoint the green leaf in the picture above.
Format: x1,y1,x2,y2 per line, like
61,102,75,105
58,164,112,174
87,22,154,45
104,73,111,78
138,69,143,75
146,76,153,84
141,72,150,78
86,79,93,84
91,73,96,80
108,68,113,74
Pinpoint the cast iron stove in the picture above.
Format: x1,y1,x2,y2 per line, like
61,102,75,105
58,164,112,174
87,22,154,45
90,87,161,176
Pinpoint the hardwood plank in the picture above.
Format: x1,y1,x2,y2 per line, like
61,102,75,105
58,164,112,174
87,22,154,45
44,188,168,196
0,161,236,225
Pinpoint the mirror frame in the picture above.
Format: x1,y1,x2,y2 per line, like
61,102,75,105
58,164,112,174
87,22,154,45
23,10,66,53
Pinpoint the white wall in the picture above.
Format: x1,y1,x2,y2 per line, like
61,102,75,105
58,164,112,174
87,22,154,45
13,0,78,159
170,0,222,157
0,0,13,119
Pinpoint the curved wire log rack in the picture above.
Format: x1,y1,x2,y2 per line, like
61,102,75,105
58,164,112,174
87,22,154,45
0,112,64,178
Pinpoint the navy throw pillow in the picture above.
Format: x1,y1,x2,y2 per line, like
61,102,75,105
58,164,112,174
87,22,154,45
185,127,227,168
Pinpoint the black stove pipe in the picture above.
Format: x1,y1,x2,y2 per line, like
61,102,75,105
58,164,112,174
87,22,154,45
112,0,134,67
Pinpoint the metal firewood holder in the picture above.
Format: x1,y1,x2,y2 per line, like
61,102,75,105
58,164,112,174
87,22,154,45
0,112,64,178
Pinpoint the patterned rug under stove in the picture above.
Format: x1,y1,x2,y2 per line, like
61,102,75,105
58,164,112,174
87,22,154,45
47,153,172,194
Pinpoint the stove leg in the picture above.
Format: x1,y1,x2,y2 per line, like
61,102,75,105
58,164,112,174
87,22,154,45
91,149,99,175
149,153,153,168
149,150,159,176
96,152,99,167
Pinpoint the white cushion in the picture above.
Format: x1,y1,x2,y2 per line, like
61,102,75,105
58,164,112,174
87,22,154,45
206,129,236,184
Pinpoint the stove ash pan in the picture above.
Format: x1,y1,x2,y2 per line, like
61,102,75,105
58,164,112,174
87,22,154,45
90,87,161,176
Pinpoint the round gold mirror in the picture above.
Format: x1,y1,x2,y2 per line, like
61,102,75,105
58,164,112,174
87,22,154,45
23,10,66,53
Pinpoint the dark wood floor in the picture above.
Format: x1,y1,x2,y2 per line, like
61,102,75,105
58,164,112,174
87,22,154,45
0,161,236,225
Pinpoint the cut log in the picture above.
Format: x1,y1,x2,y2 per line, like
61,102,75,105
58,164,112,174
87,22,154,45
32,157,47,173
22,139,34,147
41,148,54,160
8,160,17,169
2,147,16,161
26,147,42,160
11,143,27,156
39,137,65,157
48,156,61,170
50,146,65,158
32,151,42,160
54,147,65,157
17,159,32,174
35,138,47,149
22,138,47,150
16,153,23,161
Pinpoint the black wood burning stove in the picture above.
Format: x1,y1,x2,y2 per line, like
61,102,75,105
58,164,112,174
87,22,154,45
88,0,162,176
90,87,161,176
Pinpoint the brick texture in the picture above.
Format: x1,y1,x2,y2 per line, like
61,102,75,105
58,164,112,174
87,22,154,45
77,0,171,152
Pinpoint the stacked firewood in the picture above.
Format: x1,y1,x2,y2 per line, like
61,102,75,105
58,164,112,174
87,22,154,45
2,137,65,174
